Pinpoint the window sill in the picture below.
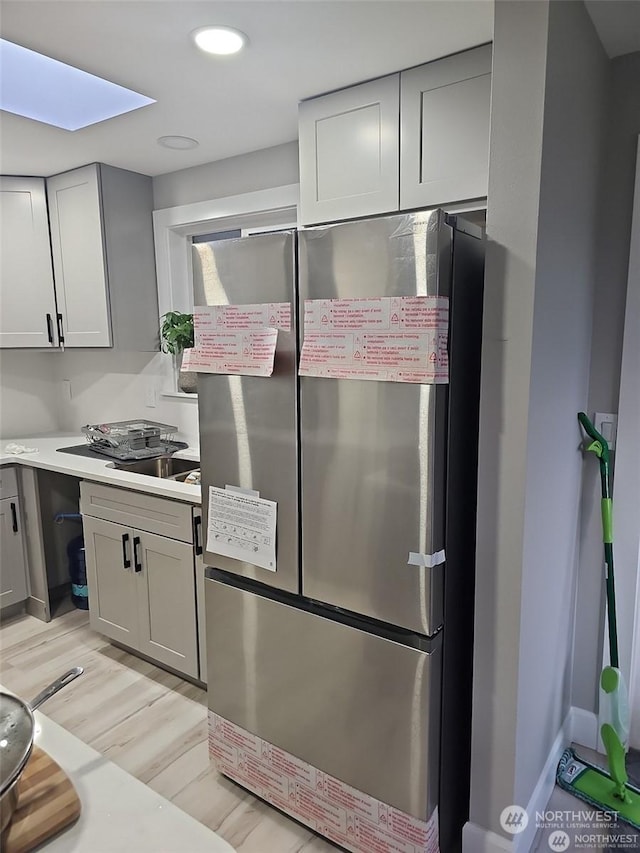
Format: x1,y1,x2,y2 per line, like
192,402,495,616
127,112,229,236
161,391,199,402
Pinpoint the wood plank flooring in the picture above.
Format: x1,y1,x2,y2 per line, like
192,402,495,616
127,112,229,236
0,608,338,853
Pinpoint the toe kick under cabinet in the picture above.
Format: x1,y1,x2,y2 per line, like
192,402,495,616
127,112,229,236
80,482,204,680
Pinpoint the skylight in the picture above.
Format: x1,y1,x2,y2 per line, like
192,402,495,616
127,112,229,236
0,39,155,131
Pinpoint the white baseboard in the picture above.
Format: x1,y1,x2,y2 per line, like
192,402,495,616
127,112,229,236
462,821,513,852
512,709,573,852
465,708,596,853
569,706,598,751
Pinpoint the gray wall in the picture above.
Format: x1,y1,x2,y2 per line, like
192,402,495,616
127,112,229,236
469,0,609,840
515,0,609,805
0,351,60,438
470,0,549,836
152,141,299,209
572,50,640,714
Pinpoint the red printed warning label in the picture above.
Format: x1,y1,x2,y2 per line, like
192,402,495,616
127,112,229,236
208,710,440,853
217,717,260,755
242,753,288,797
299,296,449,384
196,302,291,332
208,736,237,767
325,776,378,821
183,324,279,376
270,746,314,785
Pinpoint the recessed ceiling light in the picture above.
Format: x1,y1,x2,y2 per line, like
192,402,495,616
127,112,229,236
192,27,248,56
157,135,199,150
0,38,155,131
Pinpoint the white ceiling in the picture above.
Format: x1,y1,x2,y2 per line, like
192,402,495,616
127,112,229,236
1,1,638,181
0,0,494,177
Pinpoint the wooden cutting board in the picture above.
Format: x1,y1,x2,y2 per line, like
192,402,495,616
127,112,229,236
3,746,80,853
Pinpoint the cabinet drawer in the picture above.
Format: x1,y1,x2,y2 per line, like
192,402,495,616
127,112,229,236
0,467,19,499
80,482,194,542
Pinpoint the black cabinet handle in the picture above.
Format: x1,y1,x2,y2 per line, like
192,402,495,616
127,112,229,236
122,533,131,569
56,314,65,344
133,536,142,573
46,313,54,344
10,502,18,533
194,516,203,556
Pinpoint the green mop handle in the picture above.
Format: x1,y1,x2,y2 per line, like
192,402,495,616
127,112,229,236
577,412,619,669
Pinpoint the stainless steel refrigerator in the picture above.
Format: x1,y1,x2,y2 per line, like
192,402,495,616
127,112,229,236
198,210,484,853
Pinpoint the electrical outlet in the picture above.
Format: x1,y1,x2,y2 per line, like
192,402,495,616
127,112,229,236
145,382,157,408
594,412,618,450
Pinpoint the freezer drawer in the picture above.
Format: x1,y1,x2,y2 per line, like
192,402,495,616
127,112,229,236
206,576,441,821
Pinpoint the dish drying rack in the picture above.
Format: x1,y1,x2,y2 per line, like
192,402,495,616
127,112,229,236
82,420,187,461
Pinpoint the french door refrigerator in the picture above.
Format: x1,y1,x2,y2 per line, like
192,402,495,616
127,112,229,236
198,210,484,853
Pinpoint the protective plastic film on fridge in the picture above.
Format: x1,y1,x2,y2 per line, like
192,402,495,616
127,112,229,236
201,210,485,853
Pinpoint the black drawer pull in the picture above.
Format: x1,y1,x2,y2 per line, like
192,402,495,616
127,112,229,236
46,313,54,344
56,313,65,344
122,533,131,569
133,536,142,573
194,516,203,556
10,502,18,533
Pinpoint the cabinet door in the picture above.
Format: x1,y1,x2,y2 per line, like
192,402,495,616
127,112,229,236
299,74,400,225
136,531,198,678
0,497,28,608
195,554,207,683
47,164,112,347
84,516,138,646
0,177,57,348
400,44,492,210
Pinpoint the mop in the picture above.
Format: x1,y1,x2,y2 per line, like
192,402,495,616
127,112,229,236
556,412,640,829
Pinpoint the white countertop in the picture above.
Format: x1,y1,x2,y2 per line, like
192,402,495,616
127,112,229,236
0,434,201,504
31,709,235,853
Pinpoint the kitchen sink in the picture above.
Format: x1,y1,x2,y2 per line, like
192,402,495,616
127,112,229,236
107,457,200,479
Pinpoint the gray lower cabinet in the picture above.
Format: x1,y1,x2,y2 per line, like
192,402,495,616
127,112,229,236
136,530,197,677
195,555,207,683
83,516,139,648
0,467,29,609
81,482,200,680
0,496,28,609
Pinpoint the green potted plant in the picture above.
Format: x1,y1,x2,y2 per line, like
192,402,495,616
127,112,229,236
160,311,197,394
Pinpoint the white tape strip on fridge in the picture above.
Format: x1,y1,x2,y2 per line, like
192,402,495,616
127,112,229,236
407,550,445,568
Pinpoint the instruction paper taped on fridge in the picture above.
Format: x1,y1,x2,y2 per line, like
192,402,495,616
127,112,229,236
207,486,277,572
299,295,449,383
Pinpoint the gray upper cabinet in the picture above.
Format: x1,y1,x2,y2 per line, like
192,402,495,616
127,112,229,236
400,44,492,210
298,45,491,224
47,163,159,350
299,75,400,225
0,177,57,348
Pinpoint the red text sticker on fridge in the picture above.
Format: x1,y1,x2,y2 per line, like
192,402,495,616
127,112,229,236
182,304,291,376
299,296,449,383
207,486,278,572
195,302,291,332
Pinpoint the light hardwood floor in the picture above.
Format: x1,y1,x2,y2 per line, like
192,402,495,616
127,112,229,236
0,608,338,853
